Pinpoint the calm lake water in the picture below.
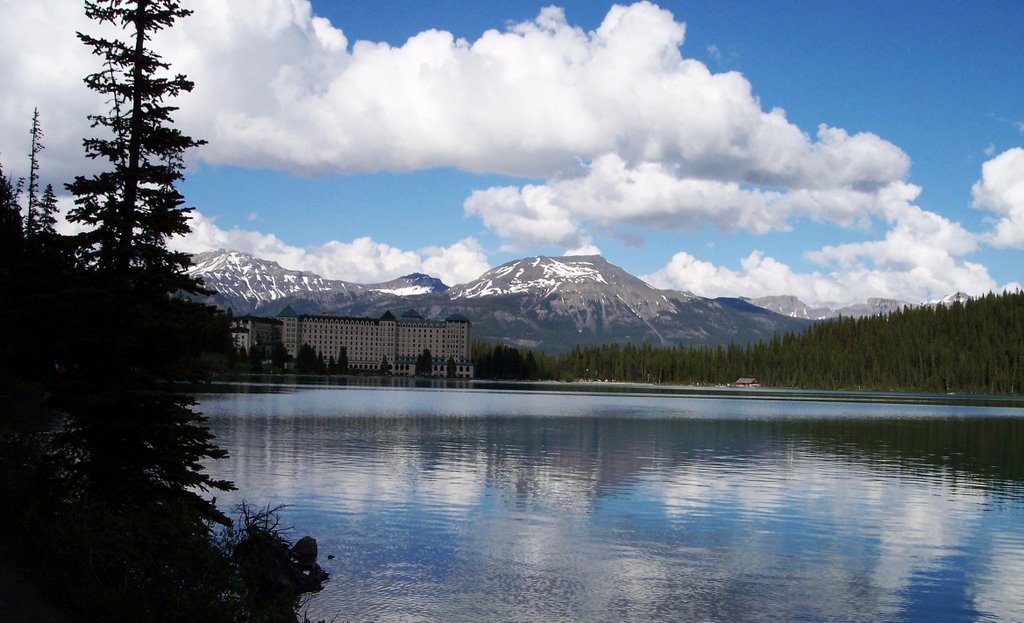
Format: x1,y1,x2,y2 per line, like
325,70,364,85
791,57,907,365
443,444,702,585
198,379,1024,622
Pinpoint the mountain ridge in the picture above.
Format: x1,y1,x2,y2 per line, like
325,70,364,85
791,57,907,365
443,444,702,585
187,249,970,352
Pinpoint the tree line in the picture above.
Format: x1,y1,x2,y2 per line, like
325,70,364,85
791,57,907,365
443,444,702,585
473,290,1024,394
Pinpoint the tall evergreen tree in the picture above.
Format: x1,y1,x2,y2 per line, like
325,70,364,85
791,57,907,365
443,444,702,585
58,0,230,523
24,108,43,239
67,0,206,282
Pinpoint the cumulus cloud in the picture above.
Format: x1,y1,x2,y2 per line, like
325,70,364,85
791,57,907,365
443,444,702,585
645,240,1006,308
1,1,907,183
972,147,1024,248
464,152,899,249
641,173,1021,307
168,211,489,286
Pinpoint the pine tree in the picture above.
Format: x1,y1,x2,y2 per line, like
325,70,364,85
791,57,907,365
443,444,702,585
295,343,319,374
338,346,348,373
0,164,23,263
415,348,432,376
24,108,43,239
36,184,59,238
67,0,206,283
56,0,230,524
270,342,288,370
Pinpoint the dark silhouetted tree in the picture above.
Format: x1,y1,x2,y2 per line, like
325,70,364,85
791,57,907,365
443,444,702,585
270,342,288,370
23,107,43,239
0,164,22,263
295,343,322,374
35,184,59,240
57,0,230,523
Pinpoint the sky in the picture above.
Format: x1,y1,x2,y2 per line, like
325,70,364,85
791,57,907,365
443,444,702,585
1,0,1022,308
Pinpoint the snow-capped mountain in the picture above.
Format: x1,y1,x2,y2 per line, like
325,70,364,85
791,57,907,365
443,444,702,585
188,250,446,314
450,255,697,311
929,292,971,306
452,256,630,298
188,249,365,311
438,255,807,350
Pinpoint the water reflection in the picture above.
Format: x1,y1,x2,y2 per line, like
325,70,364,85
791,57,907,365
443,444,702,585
200,384,1024,622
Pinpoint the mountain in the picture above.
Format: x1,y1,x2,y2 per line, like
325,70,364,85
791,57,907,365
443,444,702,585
929,292,971,307
750,295,916,320
836,298,915,318
189,250,810,352
368,273,448,297
187,250,446,314
188,249,365,313
747,295,835,320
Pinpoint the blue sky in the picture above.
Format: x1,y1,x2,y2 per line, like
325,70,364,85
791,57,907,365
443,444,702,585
1,0,1022,307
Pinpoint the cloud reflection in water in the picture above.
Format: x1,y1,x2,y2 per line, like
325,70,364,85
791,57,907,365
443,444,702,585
200,384,1024,622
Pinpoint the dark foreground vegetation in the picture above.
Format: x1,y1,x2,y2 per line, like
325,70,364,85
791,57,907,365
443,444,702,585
1,2,324,621
475,290,1024,394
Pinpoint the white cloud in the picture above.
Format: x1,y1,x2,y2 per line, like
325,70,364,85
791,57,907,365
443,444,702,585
463,152,898,249
642,179,1010,307
464,184,582,250
646,240,1002,309
168,211,488,286
1,0,908,186
972,147,1024,248
564,240,602,256
419,238,492,287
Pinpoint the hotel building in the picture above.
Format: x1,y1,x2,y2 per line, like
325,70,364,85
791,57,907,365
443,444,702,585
276,306,473,377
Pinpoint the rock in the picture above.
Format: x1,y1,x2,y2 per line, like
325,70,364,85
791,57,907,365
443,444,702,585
291,536,317,571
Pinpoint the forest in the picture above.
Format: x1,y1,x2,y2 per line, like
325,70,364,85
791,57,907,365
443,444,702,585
475,290,1024,395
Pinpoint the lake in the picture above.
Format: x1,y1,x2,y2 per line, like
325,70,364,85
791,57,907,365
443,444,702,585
198,379,1024,622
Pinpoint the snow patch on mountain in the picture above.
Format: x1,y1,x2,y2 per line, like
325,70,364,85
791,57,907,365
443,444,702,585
929,292,971,306
452,256,611,299
372,285,436,296
188,249,344,306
